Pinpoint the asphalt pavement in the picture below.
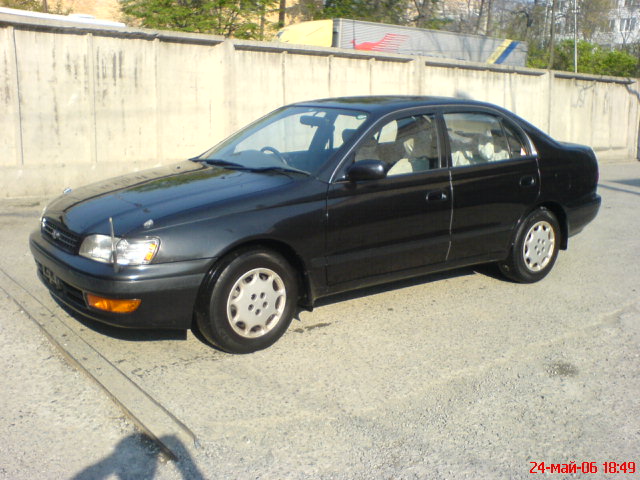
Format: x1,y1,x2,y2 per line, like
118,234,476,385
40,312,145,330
0,162,639,479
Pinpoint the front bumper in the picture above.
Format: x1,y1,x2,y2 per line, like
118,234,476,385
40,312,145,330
30,230,213,329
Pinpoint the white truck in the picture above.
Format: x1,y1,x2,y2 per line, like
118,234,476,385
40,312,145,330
276,18,527,67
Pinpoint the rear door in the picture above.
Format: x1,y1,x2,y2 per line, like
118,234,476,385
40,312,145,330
443,109,540,262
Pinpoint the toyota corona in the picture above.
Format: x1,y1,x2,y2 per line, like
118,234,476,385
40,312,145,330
30,96,601,353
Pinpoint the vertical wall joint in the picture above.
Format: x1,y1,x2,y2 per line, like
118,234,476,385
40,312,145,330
9,26,24,167
87,33,98,165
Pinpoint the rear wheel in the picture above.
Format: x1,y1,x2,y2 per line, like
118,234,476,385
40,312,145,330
499,208,560,283
197,249,298,353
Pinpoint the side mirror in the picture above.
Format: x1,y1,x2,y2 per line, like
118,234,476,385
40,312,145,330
346,160,387,182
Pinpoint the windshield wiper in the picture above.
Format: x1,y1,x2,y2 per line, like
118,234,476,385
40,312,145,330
196,158,251,170
192,157,310,176
250,165,311,176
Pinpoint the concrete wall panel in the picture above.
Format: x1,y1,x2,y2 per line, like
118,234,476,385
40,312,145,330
282,53,331,104
570,79,599,147
0,27,19,167
422,65,460,98
548,78,574,143
461,70,506,107
92,36,157,169
591,84,613,150
327,56,371,97
369,60,415,95
610,84,633,150
503,73,548,130
156,41,226,160
231,49,285,134
15,29,92,167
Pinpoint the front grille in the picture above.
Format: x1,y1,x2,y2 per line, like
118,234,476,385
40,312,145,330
41,217,81,254
36,261,86,310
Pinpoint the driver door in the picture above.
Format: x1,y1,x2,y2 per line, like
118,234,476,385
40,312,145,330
325,112,452,286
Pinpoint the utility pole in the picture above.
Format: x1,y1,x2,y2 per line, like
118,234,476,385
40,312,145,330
573,0,578,72
549,0,556,68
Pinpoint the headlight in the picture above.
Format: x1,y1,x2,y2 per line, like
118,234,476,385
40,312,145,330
40,206,48,226
79,235,160,265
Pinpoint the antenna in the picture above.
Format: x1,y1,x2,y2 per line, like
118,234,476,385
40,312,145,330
109,217,119,273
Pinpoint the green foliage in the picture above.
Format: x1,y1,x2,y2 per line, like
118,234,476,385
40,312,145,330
0,0,41,10
526,40,639,77
549,40,639,77
0,0,71,14
526,44,551,70
119,0,277,38
313,0,408,25
412,0,450,30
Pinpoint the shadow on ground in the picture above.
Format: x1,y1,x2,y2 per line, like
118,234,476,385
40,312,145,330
71,434,204,480
51,265,509,347
313,264,506,308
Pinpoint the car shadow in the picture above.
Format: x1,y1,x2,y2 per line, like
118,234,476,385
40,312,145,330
313,264,506,309
598,180,640,197
51,264,508,349
613,178,640,188
52,296,187,342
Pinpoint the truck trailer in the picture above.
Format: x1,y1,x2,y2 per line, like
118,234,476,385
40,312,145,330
276,18,527,66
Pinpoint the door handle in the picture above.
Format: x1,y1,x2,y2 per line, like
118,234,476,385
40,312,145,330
519,175,536,187
426,190,448,202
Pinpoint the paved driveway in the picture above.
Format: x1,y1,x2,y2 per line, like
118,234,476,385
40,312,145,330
1,162,639,479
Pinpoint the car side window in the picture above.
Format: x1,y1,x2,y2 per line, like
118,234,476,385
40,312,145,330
354,114,441,176
444,112,524,167
502,121,528,158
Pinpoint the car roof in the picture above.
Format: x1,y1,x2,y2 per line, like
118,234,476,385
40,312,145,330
293,96,489,115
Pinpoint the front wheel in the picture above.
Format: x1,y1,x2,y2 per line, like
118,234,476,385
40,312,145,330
499,208,560,283
196,249,299,353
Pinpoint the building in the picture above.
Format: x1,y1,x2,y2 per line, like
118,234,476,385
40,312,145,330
554,0,639,47
605,0,640,45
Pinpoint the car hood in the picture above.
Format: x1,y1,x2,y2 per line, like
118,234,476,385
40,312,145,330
44,161,294,235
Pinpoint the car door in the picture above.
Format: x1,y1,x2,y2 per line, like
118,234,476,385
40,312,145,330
325,112,452,286
443,109,540,262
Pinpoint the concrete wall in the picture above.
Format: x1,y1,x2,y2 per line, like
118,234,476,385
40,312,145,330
1,13,638,198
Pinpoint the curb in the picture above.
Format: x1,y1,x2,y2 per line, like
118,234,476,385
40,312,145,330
0,266,199,461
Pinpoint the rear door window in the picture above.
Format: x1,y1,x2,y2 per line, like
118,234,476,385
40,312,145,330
444,112,527,167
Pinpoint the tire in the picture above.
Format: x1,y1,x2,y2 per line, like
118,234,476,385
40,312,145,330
499,208,560,283
196,249,299,353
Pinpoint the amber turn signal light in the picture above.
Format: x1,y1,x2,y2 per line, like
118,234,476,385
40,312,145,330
86,293,141,313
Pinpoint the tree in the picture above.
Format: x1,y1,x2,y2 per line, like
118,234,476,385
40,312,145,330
0,0,70,14
119,0,279,39
313,0,409,25
411,0,449,30
576,0,613,41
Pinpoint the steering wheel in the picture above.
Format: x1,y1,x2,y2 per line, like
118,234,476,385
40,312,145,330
260,146,290,166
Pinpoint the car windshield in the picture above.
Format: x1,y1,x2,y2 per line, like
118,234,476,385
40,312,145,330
197,106,369,175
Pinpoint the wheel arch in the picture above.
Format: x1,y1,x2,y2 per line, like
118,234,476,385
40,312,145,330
194,239,312,322
536,202,568,250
